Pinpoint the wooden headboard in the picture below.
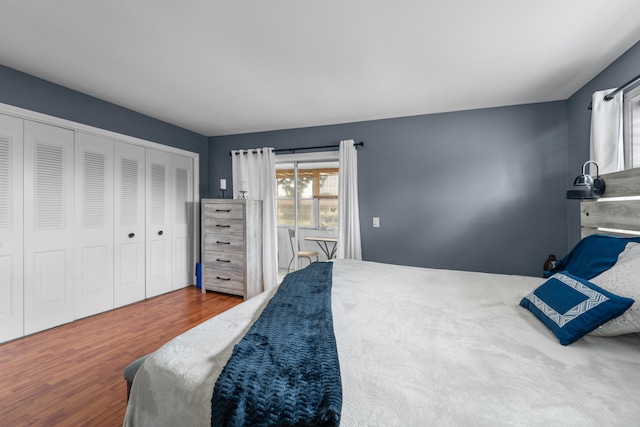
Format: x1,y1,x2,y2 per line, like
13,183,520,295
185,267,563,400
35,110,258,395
581,167,640,237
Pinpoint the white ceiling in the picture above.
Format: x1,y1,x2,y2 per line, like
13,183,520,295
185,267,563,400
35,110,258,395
2,1,640,137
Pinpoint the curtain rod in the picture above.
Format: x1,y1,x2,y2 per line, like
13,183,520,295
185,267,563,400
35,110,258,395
587,72,640,110
229,141,364,156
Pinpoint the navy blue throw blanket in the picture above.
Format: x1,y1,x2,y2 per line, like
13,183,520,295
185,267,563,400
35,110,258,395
211,262,342,427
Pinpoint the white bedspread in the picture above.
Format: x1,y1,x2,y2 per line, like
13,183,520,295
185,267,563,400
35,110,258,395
124,260,640,426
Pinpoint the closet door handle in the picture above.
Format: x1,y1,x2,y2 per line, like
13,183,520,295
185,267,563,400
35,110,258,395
128,233,135,238
158,230,163,236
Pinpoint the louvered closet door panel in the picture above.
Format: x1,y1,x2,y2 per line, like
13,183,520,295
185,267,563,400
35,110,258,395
0,114,24,343
114,142,146,307
24,121,75,335
145,149,172,298
171,154,193,290
75,132,114,318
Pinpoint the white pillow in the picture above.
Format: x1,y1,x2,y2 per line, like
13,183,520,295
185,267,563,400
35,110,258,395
589,242,640,337
616,241,640,264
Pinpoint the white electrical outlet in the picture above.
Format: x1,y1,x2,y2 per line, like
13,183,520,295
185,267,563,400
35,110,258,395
373,217,380,228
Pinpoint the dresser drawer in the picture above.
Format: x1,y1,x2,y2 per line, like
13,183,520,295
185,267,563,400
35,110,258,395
203,218,244,235
203,268,244,293
203,250,244,272
203,203,244,220
203,233,244,253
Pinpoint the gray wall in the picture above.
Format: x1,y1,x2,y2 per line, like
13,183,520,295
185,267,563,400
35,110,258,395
13,36,640,277
209,102,569,277
566,40,640,247
0,65,210,196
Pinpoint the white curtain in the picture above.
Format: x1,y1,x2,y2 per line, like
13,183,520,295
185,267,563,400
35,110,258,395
590,88,624,174
231,148,278,291
337,139,362,260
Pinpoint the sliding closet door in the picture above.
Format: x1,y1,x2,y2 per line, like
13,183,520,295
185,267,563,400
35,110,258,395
75,132,114,318
0,114,24,342
171,154,193,289
146,149,172,297
24,121,75,335
114,142,146,307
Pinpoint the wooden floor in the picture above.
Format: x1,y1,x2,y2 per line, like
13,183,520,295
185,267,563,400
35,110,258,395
0,287,243,427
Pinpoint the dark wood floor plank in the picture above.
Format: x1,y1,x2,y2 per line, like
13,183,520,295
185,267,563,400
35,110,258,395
0,287,242,427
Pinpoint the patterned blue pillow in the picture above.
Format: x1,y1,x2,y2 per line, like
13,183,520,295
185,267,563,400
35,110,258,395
520,271,634,345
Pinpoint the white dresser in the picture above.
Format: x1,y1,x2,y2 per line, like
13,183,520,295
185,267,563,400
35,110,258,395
201,199,263,299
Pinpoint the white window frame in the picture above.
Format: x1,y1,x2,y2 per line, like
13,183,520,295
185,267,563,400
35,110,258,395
275,151,339,230
623,85,640,169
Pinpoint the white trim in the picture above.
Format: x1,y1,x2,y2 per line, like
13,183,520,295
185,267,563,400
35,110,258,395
0,101,196,157
598,195,640,202
193,158,201,266
597,227,640,236
623,85,640,169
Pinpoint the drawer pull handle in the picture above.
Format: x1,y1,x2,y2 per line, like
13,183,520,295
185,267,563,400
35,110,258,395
128,233,135,238
216,224,231,228
158,230,164,236
216,258,231,263
216,241,231,245
216,276,231,281
216,209,231,212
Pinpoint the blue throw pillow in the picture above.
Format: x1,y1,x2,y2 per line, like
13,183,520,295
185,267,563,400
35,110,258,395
520,272,634,345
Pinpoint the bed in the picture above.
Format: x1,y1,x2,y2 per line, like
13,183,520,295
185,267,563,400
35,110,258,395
124,168,640,426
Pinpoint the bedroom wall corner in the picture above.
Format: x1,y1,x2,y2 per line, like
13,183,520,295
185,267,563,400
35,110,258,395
0,64,210,197
566,40,640,249
207,135,232,199
207,102,569,277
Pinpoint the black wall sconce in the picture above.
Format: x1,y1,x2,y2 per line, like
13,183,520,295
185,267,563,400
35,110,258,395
566,161,606,199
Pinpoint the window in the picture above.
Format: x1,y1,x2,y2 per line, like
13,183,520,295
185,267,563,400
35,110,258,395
623,85,640,169
276,165,338,228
